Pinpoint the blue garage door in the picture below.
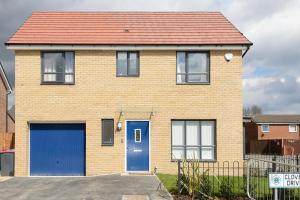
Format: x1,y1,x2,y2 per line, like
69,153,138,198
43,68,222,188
30,123,85,176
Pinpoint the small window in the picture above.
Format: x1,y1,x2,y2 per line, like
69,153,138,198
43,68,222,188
135,129,141,143
289,125,297,133
261,124,269,133
177,52,210,84
171,120,215,161
117,51,139,77
42,52,74,84
102,119,114,146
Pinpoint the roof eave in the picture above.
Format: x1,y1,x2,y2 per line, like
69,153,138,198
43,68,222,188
5,43,252,51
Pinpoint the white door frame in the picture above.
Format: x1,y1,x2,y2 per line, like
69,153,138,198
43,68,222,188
124,120,151,173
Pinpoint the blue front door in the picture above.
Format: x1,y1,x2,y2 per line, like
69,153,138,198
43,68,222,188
126,121,149,171
30,124,86,176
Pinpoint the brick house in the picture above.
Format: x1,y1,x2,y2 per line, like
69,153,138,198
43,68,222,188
6,12,252,176
244,115,300,155
0,61,13,133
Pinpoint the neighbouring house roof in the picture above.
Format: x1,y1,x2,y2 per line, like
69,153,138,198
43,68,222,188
8,105,15,122
0,61,12,92
252,115,300,124
6,12,252,46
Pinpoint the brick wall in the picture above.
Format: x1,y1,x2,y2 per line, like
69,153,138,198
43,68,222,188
15,50,243,176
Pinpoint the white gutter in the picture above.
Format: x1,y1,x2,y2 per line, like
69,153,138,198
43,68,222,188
257,123,300,125
6,44,249,51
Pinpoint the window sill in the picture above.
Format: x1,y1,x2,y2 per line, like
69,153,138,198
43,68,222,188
176,82,210,85
101,144,114,146
171,159,217,163
116,75,140,77
41,82,75,85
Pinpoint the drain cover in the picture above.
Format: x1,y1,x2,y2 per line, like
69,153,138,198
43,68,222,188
122,195,150,200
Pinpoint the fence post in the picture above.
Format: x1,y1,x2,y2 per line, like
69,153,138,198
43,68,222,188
178,160,181,194
272,156,278,200
297,156,299,172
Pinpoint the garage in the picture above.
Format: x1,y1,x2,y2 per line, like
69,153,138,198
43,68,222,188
30,123,86,176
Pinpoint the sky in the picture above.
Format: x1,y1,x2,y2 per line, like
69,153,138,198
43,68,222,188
0,0,299,113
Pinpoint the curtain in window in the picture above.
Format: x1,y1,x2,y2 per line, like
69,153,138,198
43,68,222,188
186,121,200,159
65,52,74,83
117,52,127,76
201,121,214,160
172,121,184,159
43,53,58,82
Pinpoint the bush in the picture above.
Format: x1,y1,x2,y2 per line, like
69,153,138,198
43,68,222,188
219,178,235,199
195,174,212,200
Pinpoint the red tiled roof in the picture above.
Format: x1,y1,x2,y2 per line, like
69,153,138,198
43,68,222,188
6,12,252,45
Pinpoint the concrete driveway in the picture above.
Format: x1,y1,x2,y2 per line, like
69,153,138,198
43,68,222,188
0,174,172,200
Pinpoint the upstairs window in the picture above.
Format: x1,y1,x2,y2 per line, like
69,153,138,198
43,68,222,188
289,124,297,133
177,52,210,84
42,52,74,84
261,124,269,133
117,51,139,77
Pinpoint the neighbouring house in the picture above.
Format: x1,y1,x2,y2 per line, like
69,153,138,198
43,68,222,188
0,61,13,133
6,12,252,176
244,115,300,156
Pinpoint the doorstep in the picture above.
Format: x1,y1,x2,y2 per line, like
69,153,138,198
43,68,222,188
121,172,154,176
0,177,12,182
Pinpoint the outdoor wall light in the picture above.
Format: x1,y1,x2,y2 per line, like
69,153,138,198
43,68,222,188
117,121,122,131
224,53,233,62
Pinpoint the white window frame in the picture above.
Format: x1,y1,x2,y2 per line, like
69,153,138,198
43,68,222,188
289,124,298,133
261,124,269,133
134,129,142,143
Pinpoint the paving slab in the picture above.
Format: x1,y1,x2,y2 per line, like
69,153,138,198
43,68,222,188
0,174,172,200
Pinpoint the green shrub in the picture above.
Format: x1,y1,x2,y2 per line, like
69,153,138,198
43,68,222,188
195,174,212,200
219,178,235,199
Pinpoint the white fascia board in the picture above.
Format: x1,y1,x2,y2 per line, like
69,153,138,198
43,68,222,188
6,44,249,51
257,123,300,125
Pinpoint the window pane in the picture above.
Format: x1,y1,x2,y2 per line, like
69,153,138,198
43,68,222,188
172,121,184,145
186,121,200,145
177,52,186,73
186,147,200,160
188,74,208,83
43,74,56,82
65,52,74,73
188,53,207,73
290,125,297,132
128,53,138,75
172,147,184,160
65,74,74,83
117,52,127,76
102,119,114,145
201,121,214,145
177,75,186,83
135,129,141,143
261,124,269,132
43,53,64,73
201,147,214,160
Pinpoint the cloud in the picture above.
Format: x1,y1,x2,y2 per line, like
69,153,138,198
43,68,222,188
244,76,300,114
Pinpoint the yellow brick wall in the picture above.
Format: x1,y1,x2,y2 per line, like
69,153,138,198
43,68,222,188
14,50,243,176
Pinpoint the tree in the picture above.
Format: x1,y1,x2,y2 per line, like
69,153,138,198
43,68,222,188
243,105,262,116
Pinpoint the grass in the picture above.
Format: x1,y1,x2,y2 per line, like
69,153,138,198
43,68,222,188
156,173,178,194
157,173,272,196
